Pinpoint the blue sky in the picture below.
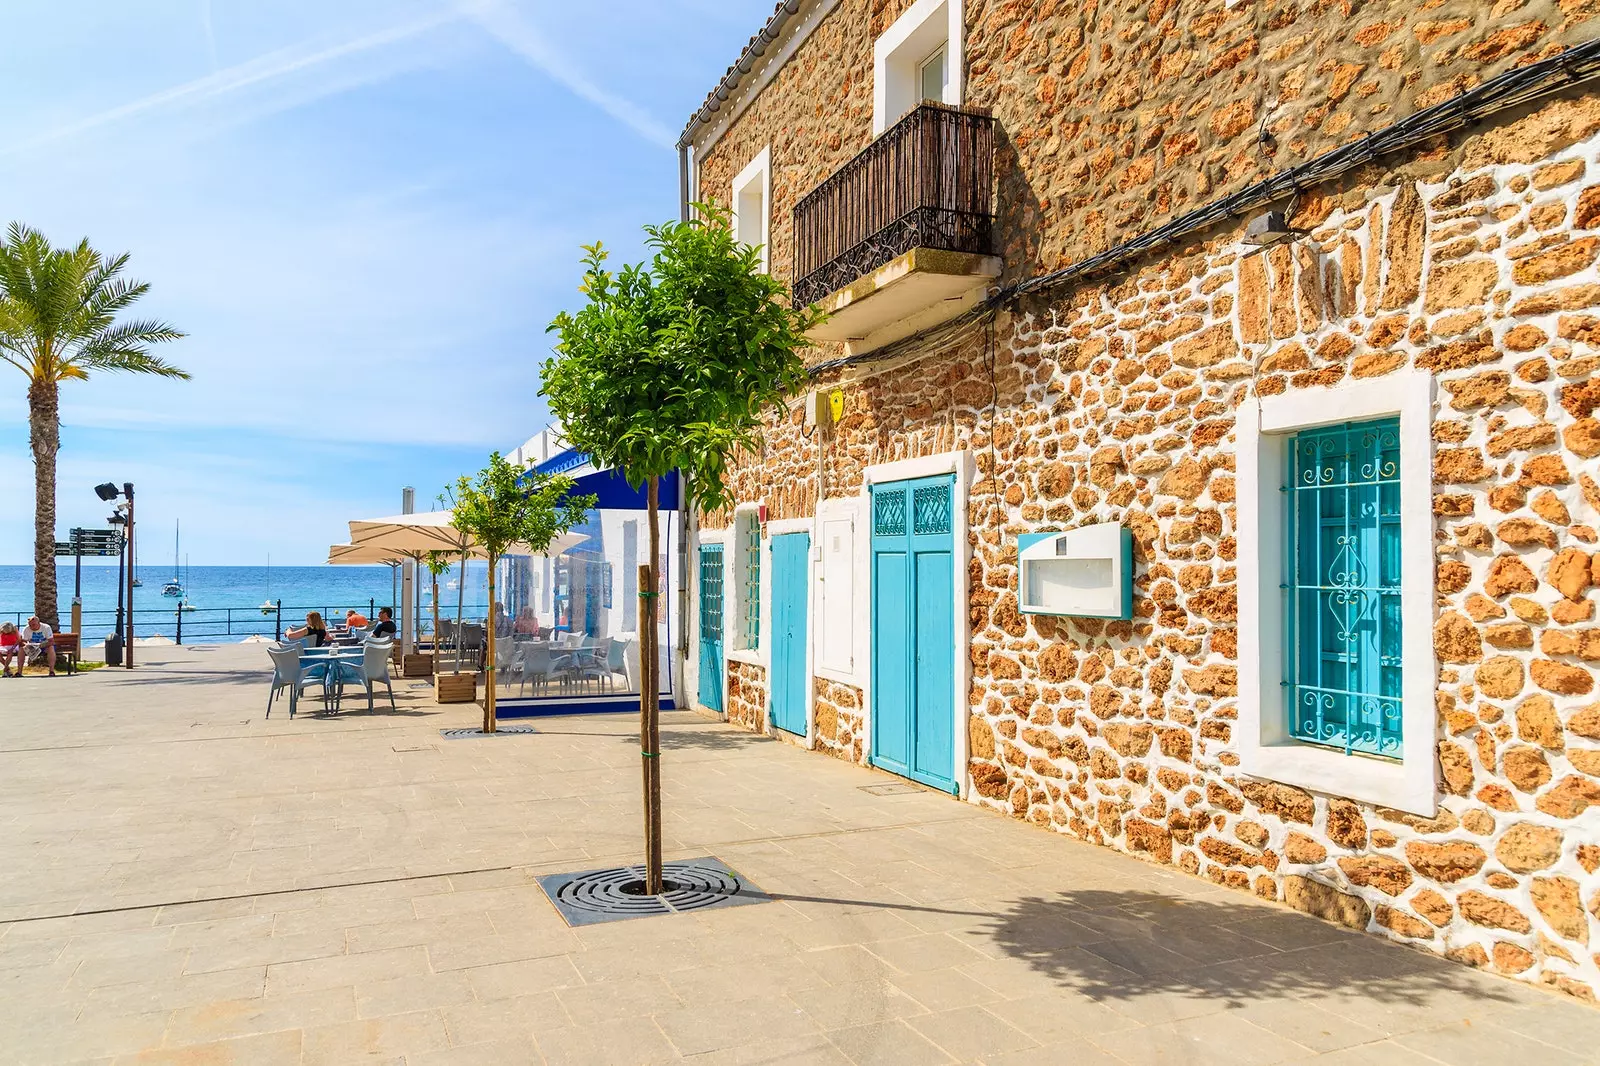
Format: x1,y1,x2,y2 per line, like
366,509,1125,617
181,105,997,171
0,0,767,565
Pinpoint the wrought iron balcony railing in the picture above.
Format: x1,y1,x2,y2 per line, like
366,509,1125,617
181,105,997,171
792,102,996,308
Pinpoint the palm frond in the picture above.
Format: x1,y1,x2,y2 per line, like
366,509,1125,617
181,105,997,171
0,224,188,385
74,346,190,379
85,318,186,348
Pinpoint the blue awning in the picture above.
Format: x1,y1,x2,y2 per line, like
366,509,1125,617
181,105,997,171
565,468,680,510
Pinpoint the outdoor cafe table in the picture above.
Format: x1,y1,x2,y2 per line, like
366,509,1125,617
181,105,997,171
299,646,362,713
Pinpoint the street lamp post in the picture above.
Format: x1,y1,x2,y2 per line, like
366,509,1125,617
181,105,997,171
96,482,135,669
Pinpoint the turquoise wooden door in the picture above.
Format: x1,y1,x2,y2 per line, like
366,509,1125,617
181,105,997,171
870,475,957,792
770,532,809,735
698,544,724,713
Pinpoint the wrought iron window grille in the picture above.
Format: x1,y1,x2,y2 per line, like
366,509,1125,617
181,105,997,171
1283,418,1404,760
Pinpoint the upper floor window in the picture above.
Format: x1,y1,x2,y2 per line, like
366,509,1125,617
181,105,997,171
731,146,771,274
874,0,963,135
920,46,948,104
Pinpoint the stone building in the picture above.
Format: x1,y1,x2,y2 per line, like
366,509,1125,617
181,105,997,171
676,0,1600,999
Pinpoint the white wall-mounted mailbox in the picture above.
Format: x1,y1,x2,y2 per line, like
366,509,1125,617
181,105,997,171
1017,522,1133,620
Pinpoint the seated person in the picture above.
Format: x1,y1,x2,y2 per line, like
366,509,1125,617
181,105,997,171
283,611,328,648
0,622,19,677
369,607,397,640
513,608,539,636
20,616,55,676
345,609,369,630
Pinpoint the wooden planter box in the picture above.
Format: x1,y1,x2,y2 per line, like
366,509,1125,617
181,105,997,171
402,653,434,678
435,672,477,703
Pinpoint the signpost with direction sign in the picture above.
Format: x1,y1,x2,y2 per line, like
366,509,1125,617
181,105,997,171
53,528,125,642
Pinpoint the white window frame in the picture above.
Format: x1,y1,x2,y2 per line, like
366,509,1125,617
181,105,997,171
728,505,764,664
873,0,964,135
860,450,975,798
1236,370,1438,816
730,146,771,275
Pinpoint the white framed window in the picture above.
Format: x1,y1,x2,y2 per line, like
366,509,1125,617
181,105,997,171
731,507,762,654
874,0,963,134
1237,370,1438,816
730,146,771,274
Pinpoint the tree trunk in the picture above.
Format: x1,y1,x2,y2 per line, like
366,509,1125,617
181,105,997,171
484,554,497,733
455,553,467,674
28,377,60,630
642,475,663,894
431,572,441,678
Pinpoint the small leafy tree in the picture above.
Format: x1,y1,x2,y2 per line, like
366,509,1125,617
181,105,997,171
446,453,594,732
0,223,187,628
544,203,820,891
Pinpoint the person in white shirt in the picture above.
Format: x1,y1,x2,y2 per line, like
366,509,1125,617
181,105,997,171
21,616,55,676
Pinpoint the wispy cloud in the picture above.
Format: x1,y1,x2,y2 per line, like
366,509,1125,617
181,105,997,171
199,0,219,71
463,0,675,149
16,7,458,152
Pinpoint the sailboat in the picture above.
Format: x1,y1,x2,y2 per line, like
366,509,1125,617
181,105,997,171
131,542,142,587
161,522,184,597
260,554,275,615
178,555,198,612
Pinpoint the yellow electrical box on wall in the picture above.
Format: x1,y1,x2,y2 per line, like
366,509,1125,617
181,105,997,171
828,389,845,422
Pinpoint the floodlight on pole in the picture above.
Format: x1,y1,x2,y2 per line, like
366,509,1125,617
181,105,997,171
93,481,136,667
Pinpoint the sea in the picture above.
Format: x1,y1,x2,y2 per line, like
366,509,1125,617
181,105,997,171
0,564,491,644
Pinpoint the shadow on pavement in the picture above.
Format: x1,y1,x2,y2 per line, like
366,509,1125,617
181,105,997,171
985,890,1523,1010
96,668,269,688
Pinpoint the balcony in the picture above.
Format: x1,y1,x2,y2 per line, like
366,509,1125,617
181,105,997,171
793,102,999,355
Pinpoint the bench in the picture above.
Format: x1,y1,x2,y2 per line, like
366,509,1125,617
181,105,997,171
52,632,80,675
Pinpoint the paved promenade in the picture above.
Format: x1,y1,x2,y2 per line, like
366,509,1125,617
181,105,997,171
0,645,1594,1064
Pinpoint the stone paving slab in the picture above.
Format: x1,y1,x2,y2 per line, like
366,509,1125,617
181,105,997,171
0,645,1595,1064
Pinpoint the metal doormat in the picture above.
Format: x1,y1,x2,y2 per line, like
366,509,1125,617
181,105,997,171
859,782,926,796
538,856,765,927
438,726,539,739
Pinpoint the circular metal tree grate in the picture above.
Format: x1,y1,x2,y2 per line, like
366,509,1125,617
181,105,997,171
539,857,762,925
439,727,538,739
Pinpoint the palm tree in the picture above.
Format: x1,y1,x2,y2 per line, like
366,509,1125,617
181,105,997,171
0,223,187,629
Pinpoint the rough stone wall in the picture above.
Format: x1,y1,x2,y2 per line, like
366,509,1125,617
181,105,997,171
696,0,1594,306
814,677,866,762
727,661,769,732
701,94,1600,1000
